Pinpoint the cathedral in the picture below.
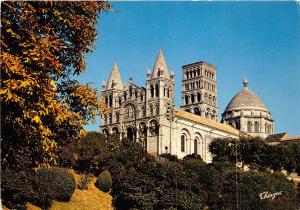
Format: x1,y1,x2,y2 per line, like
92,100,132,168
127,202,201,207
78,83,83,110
100,49,274,162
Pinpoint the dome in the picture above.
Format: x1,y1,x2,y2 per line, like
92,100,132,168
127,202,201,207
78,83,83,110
224,77,267,112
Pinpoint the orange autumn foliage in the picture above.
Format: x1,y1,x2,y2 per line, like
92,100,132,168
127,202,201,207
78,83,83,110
1,1,111,169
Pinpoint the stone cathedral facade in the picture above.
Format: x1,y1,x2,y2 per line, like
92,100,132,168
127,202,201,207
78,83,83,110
100,49,274,162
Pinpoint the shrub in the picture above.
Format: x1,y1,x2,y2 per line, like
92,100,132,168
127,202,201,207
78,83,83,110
159,153,179,162
95,170,112,193
58,132,111,175
77,174,92,190
36,168,76,202
1,169,53,209
1,170,32,209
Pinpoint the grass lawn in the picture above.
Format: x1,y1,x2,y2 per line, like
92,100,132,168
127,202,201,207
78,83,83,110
26,169,113,210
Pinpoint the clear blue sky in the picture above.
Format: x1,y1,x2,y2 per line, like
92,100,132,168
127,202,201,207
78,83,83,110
78,2,300,136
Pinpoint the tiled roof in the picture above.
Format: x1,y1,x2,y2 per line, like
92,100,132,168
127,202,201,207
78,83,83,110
174,108,240,136
224,78,268,112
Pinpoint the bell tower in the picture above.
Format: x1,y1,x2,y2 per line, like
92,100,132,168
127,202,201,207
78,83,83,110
145,48,175,155
180,61,218,121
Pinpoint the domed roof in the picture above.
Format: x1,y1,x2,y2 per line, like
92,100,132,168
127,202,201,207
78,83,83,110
225,77,267,111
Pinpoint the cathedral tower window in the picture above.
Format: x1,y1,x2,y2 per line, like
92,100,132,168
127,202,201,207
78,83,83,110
193,107,200,116
185,95,189,105
129,86,133,97
150,85,154,98
191,94,195,103
124,91,127,101
105,96,108,106
112,127,119,134
109,94,112,108
119,97,122,106
167,90,170,98
116,112,119,123
140,93,143,102
155,84,159,97
109,113,112,124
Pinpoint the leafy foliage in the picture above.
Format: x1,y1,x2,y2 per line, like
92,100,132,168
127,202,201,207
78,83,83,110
1,1,110,169
36,168,76,202
59,132,112,174
209,137,300,174
57,133,300,210
95,170,112,193
1,169,54,209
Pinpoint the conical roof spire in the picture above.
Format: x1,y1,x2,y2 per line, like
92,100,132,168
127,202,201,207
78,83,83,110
101,80,107,90
151,48,169,79
106,62,123,90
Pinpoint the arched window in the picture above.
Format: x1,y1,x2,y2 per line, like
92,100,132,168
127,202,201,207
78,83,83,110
185,95,189,105
181,135,185,152
109,113,112,124
129,86,133,97
167,90,170,98
150,85,154,98
235,121,240,130
186,72,189,79
140,93,143,101
155,84,159,97
119,97,122,106
247,121,252,132
197,69,200,76
116,112,119,123
254,121,259,132
112,127,119,134
265,123,268,133
109,94,112,107
103,114,107,124
135,90,138,98
105,96,108,106
191,94,195,103
193,107,200,116
197,92,201,102
124,92,127,101
194,138,198,154
102,128,109,137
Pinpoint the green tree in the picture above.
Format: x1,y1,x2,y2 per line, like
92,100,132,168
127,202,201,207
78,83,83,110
1,1,110,169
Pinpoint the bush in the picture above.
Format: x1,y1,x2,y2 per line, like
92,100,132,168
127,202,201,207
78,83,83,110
95,170,112,193
59,132,111,175
1,169,53,209
37,168,76,202
1,170,32,209
77,174,92,190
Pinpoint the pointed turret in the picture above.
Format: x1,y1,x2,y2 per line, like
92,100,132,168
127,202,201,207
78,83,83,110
147,67,151,79
151,48,169,79
170,68,175,81
106,62,123,90
101,80,107,90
